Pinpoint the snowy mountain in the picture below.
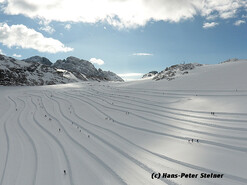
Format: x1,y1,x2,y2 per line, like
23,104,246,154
220,58,238,64
98,69,124,82
53,56,124,82
0,54,76,86
0,55,124,86
142,71,158,79
23,56,52,66
142,63,203,81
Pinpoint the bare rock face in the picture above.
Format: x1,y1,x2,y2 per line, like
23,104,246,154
53,56,124,82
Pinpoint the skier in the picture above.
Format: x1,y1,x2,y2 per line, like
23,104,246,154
64,170,66,175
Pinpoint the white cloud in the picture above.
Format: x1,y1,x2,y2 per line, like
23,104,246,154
40,25,55,34
39,20,55,34
234,20,246,26
2,0,199,28
0,23,73,53
133,53,153,56
203,22,219,29
13,53,21,57
1,0,247,29
206,14,218,20
0,49,5,55
89,58,104,65
201,0,243,19
65,24,71,30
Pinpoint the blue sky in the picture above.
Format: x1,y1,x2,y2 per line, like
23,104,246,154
0,0,247,80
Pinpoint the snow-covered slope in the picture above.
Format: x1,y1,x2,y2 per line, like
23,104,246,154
0,60,247,185
0,54,76,86
53,56,124,82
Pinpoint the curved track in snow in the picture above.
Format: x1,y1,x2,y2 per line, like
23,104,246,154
0,82,247,185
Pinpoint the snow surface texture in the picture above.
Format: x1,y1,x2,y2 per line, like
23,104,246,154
0,60,247,185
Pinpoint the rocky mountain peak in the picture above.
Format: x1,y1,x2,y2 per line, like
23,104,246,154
23,56,52,66
53,57,124,82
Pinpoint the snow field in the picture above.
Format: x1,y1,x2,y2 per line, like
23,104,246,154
0,61,247,185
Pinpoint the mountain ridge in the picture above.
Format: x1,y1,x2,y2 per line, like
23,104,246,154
142,63,204,81
52,56,124,82
0,54,75,86
0,54,123,86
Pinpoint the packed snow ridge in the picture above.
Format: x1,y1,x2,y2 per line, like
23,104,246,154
0,54,123,86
